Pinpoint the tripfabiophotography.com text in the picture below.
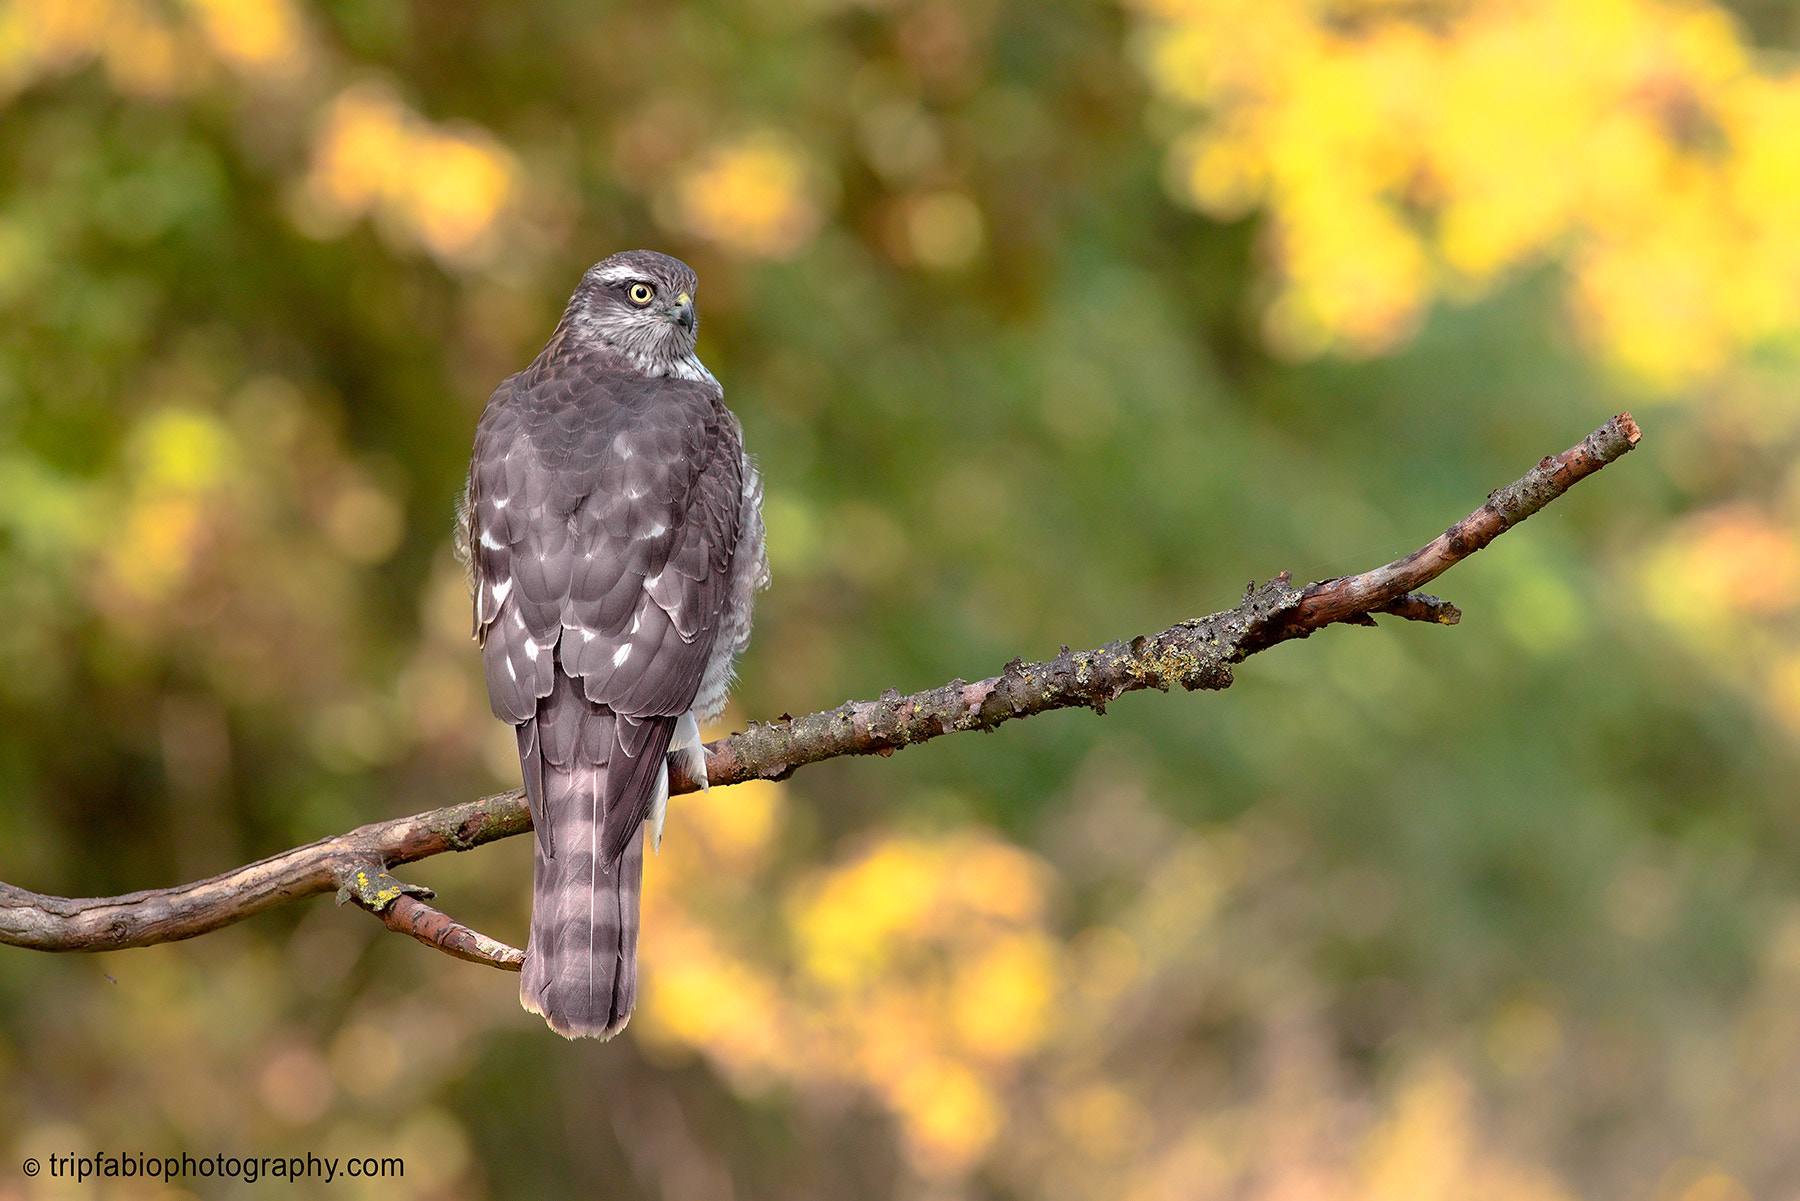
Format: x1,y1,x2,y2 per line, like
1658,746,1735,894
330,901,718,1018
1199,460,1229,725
24,1151,403,1184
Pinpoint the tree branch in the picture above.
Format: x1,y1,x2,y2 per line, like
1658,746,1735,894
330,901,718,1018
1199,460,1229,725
0,413,1641,963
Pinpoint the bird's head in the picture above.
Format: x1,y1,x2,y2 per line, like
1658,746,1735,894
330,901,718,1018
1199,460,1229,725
566,250,702,374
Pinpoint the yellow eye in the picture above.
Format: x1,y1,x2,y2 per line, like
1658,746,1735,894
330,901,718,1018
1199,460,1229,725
627,283,654,306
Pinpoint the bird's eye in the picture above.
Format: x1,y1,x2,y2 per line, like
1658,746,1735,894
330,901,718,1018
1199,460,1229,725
627,283,655,306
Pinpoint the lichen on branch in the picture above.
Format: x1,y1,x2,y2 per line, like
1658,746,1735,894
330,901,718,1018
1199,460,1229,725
0,414,1641,965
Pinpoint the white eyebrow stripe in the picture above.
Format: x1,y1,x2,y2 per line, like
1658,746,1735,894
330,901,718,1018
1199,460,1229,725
595,266,645,285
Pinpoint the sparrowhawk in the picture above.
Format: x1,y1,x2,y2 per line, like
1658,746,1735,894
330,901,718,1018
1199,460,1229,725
461,250,767,1039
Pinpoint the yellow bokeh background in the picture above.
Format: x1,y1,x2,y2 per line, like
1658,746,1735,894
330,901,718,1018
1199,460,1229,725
1134,0,1800,385
2,0,1799,1197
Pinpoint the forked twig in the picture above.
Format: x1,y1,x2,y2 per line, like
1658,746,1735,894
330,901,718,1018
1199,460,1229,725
0,414,1641,966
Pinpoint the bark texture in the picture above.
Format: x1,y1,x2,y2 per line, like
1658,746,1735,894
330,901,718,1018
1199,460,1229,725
0,414,1641,965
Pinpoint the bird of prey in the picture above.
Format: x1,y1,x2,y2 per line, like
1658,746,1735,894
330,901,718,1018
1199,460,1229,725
460,250,767,1039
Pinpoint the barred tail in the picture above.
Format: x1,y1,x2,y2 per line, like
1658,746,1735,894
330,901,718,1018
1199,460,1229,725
516,672,670,1040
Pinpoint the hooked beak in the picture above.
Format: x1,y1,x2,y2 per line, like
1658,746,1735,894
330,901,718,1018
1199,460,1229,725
671,292,696,332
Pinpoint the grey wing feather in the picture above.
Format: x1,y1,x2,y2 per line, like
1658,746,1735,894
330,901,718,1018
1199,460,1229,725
469,364,744,862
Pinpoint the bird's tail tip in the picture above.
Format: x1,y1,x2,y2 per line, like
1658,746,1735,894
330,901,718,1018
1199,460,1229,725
519,976,633,1040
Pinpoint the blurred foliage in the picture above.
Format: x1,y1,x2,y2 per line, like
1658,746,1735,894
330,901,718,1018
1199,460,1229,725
1,0,1799,1198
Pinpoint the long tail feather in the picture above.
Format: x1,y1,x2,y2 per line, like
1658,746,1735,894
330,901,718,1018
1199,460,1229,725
518,671,667,1039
